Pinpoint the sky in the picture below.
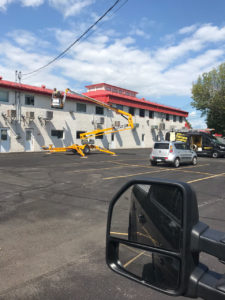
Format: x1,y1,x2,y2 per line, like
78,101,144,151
1,0,225,128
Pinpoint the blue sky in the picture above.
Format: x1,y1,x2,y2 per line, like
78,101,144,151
1,0,225,128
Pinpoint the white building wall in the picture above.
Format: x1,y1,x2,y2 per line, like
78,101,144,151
0,88,187,153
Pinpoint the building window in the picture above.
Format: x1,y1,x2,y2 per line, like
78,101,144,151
0,90,9,102
25,95,34,106
96,134,103,139
77,103,86,113
173,115,177,122
116,104,123,110
51,130,63,139
96,106,104,115
166,114,170,121
179,116,183,123
149,111,154,119
76,131,86,139
129,107,135,116
139,109,145,117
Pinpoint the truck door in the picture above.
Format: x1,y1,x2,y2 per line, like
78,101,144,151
203,135,213,155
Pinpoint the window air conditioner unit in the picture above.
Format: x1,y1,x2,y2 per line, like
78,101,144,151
133,123,139,129
7,110,16,118
113,121,120,128
97,117,104,124
45,111,53,120
26,111,35,120
159,123,165,130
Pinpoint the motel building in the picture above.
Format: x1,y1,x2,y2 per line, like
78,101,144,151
0,77,188,153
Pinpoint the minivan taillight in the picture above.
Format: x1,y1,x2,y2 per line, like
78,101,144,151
169,145,173,153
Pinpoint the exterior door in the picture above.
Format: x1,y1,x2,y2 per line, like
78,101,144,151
0,128,10,152
141,134,145,147
25,129,34,151
111,133,115,149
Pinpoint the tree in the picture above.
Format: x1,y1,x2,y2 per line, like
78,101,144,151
191,63,225,134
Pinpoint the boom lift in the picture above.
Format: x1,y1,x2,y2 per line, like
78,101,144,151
42,88,134,158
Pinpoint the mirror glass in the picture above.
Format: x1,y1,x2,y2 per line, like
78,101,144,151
118,243,180,290
110,183,183,252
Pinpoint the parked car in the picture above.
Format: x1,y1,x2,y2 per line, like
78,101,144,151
150,141,197,167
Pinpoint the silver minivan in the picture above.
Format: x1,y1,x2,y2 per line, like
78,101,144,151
150,141,197,167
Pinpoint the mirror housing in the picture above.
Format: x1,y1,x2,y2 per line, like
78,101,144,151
106,177,199,296
106,177,225,299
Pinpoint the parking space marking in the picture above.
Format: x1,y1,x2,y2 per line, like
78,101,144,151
110,232,128,236
124,251,146,268
103,164,211,181
103,168,172,180
187,172,225,184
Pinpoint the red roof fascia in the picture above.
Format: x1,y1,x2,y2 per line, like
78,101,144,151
0,79,85,101
84,91,188,117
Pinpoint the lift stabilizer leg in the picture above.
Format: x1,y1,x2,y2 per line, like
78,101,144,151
90,145,116,156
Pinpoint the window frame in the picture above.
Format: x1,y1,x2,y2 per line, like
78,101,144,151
139,109,145,118
51,130,64,139
25,95,35,106
76,103,87,113
149,111,154,119
0,90,9,103
76,131,86,139
96,106,104,115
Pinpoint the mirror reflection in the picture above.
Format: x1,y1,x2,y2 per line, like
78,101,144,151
118,243,180,290
110,183,183,252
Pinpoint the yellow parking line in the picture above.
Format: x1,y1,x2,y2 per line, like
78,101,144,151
103,168,171,180
124,251,145,268
110,232,128,236
187,172,225,184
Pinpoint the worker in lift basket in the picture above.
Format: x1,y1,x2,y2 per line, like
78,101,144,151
52,88,61,98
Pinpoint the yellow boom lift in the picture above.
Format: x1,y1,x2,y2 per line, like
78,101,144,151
42,88,134,158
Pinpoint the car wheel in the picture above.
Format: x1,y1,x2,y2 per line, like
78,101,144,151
212,151,219,158
83,145,90,155
192,156,197,165
151,161,157,166
174,158,180,168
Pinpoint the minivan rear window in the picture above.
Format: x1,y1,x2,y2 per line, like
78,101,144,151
154,143,169,149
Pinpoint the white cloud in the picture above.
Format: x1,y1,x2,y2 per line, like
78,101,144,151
189,111,197,117
0,0,13,11
48,0,94,18
179,24,197,35
7,30,50,49
1,23,225,103
0,0,94,16
21,0,44,7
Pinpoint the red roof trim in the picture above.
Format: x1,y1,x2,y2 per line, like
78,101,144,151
84,91,188,117
0,79,188,117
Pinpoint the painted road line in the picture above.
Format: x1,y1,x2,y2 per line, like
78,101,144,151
110,232,128,236
187,172,225,184
66,164,155,174
103,168,172,180
123,251,146,268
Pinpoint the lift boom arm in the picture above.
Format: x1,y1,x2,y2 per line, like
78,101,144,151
65,88,134,140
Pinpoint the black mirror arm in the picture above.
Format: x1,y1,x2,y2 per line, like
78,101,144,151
191,222,225,261
187,264,225,299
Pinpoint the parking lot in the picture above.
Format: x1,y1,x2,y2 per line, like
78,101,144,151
0,149,224,300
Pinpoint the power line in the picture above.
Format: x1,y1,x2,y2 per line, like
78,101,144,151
22,0,125,78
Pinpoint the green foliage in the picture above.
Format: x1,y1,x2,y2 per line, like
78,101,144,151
191,63,225,134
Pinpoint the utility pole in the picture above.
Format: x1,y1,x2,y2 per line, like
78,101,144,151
15,70,22,83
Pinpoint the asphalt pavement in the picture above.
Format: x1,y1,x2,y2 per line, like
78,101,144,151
0,149,224,299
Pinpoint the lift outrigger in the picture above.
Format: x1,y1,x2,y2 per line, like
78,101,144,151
42,88,134,158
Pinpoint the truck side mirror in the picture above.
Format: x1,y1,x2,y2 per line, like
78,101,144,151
106,178,225,299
